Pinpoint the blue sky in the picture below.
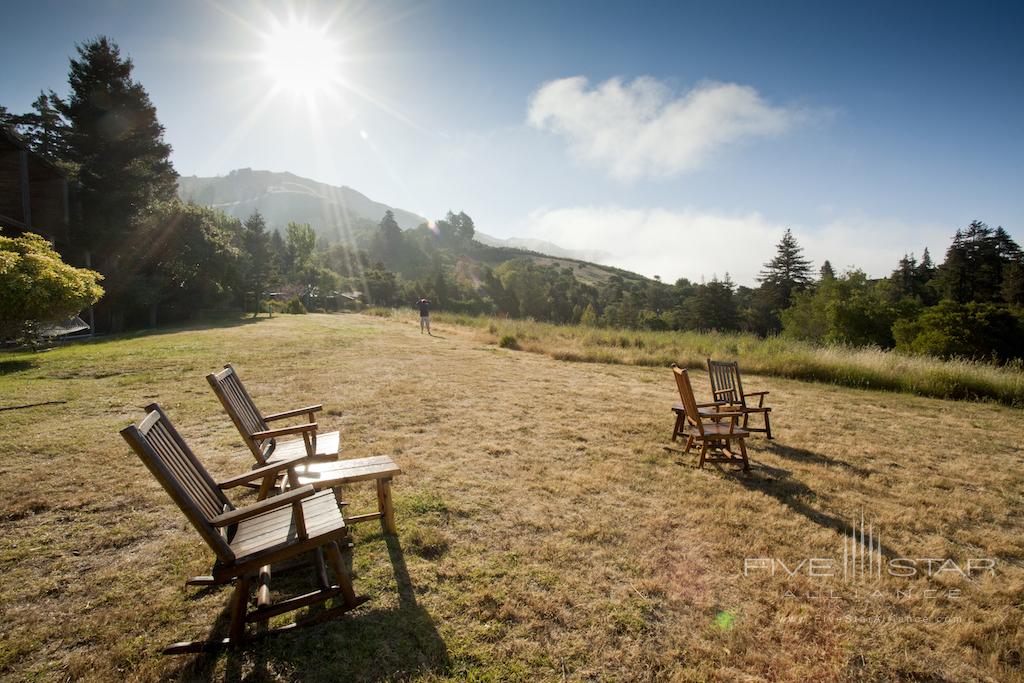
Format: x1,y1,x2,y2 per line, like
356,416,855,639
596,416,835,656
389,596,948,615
2,0,1022,284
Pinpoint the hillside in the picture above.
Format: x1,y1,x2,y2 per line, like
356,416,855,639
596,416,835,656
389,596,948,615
178,168,427,237
177,168,612,264
178,168,650,287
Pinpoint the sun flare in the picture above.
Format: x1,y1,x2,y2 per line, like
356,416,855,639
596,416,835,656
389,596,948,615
259,19,341,97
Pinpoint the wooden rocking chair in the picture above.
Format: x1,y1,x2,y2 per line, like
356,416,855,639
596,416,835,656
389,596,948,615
706,358,773,439
120,404,367,654
671,364,750,470
207,364,401,533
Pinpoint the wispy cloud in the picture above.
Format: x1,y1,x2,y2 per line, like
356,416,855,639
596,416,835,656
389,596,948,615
520,206,947,285
527,76,805,181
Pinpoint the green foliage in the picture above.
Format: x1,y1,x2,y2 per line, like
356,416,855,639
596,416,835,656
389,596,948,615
240,211,274,312
757,228,814,318
0,231,103,340
5,91,70,163
782,270,909,348
498,335,519,349
893,300,1023,361
932,221,1022,304
283,297,308,314
62,37,177,255
285,222,317,277
117,202,241,326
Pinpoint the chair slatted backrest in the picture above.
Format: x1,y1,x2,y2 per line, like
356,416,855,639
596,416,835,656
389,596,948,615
120,404,235,563
671,364,704,436
707,359,745,407
207,364,274,464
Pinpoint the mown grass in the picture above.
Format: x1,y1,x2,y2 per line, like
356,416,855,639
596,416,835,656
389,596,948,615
397,310,1024,407
1,312,1022,682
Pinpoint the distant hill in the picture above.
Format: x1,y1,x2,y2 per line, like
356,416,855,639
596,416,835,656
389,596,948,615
177,169,609,263
178,168,427,240
474,232,611,263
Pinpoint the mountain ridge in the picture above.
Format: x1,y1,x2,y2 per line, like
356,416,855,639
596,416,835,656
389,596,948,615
177,168,609,264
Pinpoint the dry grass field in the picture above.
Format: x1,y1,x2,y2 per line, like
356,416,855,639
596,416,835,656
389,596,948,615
1,312,1022,682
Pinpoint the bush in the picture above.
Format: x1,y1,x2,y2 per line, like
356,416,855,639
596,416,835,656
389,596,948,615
893,300,1023,362
0,231,104,342
499,335,519,349
283,297,307,314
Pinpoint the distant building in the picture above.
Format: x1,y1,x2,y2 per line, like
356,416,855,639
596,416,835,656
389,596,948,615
0,126,71,250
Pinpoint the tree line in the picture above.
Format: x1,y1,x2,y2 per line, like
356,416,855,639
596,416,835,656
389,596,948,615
3,36,1021,362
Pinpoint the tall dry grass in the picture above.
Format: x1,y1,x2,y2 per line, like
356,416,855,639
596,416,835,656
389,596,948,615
408,310,1024,406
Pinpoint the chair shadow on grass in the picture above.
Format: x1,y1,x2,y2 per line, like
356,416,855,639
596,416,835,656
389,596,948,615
764,442,873,478
720,457,901,560
668,443,900,560
165,533,449,681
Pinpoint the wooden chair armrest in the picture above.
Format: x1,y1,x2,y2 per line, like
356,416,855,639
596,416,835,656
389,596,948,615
210,485,316,527
696,401,729,407
251,422,318,441
218,453,313,489
744,391,769,397
264,404,324,422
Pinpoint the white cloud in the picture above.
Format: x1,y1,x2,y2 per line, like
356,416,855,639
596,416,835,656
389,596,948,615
527,76,803,181
520,206,948,286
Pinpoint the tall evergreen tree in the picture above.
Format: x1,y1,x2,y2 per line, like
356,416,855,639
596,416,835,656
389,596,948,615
241,211,273,314
13,91,70,163
933,221,1023,303
61,37,177,261
753,228,813,333
819,260,835,280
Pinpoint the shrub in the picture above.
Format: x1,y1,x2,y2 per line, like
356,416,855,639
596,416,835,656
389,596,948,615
0,231,104,342
283,297,307,314
499,335,519,349
893,300,1023,362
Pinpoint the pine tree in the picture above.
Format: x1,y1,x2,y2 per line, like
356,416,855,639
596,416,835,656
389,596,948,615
757,228,813,313
377,209,403,265
241,211,273,314
61,37,177,259
933,221,1023,303
819,260,835,281
13,91,70,163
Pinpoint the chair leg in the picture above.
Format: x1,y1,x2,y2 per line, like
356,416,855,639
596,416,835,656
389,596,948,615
739,438,750,471
671,411,683,441
698,442,708,469
326,540,359,607
764,412,773,440
256,565,272,631
228,574,252,645
312,547,331,590
683,434,694,453
376,478,397,534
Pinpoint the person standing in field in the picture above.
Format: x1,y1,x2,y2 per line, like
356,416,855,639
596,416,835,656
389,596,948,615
417,297,431,335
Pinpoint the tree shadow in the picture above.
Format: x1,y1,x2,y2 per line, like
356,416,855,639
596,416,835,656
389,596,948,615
101,315,268,343
764,442,873,478
165,534,449,681
0,359,36,375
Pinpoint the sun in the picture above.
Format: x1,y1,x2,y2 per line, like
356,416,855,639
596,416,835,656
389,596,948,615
259,19,342,97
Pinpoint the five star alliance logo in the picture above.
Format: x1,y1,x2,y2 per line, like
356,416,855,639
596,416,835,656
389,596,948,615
744,511,996,581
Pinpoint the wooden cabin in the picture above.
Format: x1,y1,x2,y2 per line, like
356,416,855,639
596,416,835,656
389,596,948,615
0,126,71,248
